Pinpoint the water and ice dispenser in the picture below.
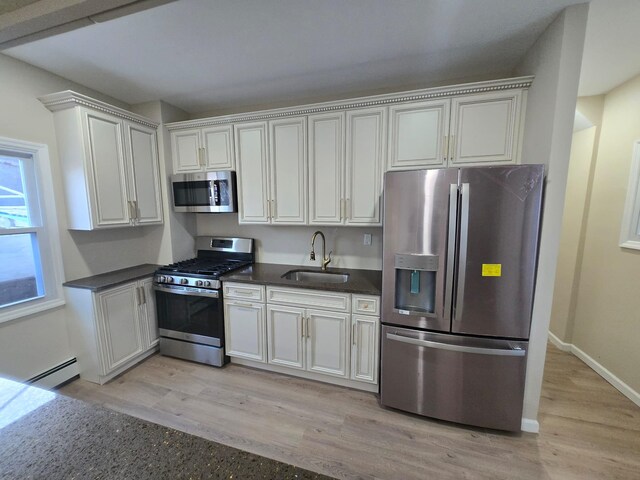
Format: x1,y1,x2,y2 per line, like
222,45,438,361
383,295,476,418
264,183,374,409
394,254,438,315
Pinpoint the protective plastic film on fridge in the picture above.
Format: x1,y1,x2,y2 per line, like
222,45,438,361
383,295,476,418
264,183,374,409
380,165,544,431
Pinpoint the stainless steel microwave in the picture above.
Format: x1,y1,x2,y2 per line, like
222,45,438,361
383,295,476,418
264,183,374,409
171,171,237,213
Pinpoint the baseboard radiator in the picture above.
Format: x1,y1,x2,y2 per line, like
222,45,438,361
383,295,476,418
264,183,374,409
26,358,79,389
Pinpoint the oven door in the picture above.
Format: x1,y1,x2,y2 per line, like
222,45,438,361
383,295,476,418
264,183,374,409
154,284,224,347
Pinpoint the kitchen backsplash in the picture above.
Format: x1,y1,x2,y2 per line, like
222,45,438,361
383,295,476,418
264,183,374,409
197,214,382,270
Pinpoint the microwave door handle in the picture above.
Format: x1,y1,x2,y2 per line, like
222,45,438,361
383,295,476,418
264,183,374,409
453,182,470,324
444,183,458,321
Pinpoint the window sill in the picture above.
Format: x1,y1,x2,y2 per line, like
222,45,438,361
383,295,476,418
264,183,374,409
0,297,66,325
620,239,640,251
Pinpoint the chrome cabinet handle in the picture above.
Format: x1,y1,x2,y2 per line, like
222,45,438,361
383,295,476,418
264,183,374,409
133,200,138,220
454,183,469,324
271,199,276,219
449,134,456,162
386,333,526,357
135,286,141,306
443,135,449,162
199,147,205,166
300,315,304,338
352,323,356,345
234,301,253,307
140,286,146,305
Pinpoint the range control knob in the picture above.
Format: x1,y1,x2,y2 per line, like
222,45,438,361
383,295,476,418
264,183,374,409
204,281,211,287
195,280,203,287
157,275,165,283
180,278,189,285
166,276,174,283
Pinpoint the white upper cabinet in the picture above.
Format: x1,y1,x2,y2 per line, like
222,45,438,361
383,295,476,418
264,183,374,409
172,125,235,173
308,112,345,225
345,107,386,226
236,118,306,225
269,117,307,224
449,91,523,166
125,122,163,225
40,91,163,230
235,121,270,223
166,77,531,223
387,100,450,170
83,109,130,227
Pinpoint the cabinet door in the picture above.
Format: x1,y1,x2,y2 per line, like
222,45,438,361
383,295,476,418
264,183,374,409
267,304,305,370
306,309,349,378
96,283,144,374
235,122,270,223
388,100,450,170
125,122,163,225
202,125,235,170
350,315,379,384
171,129,202,173
269,117,307,224
345,107,386,225
82,109,130,227
140,277,158,349
449,91,522,165
224,300,266,362
309,112,344,225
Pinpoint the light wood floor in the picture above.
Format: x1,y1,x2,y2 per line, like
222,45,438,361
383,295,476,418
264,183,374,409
60,344,640,479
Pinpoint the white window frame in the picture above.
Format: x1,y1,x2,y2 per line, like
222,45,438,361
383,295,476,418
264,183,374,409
0,136,65,323
620,141,640,250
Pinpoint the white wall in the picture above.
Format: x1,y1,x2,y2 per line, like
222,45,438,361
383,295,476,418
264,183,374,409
514,3,589,430
0,53,167,381
197,214,382,270
553,76,640,400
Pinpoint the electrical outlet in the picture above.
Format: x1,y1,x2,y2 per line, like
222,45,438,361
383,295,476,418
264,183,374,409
363,233,372,246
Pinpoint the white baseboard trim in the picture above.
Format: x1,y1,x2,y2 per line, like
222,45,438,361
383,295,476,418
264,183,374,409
27,358,79,390
547,331,572,351
547,331,640,408
569,344,640,408
521,418,539,433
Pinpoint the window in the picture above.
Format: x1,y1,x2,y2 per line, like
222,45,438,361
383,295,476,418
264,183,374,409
620,141,640,250
0,137,64,322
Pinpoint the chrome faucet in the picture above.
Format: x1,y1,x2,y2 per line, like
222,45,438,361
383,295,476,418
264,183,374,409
310,231,332,271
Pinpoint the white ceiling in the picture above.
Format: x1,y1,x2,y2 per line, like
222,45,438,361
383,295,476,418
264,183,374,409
4,0,587,114
578,0,640,96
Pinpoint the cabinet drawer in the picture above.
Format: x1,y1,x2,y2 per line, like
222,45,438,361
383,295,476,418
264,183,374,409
267,286,350,313
352,295,380,316
224,282,265,302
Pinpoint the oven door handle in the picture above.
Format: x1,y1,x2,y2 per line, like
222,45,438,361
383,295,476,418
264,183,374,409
153,284,220,298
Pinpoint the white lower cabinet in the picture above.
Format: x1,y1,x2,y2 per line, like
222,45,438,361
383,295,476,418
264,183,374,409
224,300,266,362
351,314,380,384
224,282,379,390
65,276,158,384
306,309,349,378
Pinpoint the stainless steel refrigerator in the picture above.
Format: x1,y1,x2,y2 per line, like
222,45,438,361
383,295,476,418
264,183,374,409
380,165,544,431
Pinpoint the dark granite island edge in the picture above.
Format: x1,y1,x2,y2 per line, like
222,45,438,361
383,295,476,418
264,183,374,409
221,263,382,296
63,263,160,291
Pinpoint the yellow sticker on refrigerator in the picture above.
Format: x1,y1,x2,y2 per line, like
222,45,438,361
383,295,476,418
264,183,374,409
482,264,502,277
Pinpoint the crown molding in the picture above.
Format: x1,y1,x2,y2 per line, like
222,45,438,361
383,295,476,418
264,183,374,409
166,76,534,130
38,91,159,128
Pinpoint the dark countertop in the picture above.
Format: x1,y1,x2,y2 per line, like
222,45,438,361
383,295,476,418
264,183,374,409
63,263,159,291
221,263,382,296
0,377,331,480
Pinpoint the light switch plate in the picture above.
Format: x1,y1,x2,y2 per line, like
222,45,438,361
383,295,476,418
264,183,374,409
363,233,372,246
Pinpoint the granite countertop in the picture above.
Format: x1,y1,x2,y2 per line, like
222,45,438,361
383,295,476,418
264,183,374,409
0,377,331,479
63,264,159,291
221,263,382,296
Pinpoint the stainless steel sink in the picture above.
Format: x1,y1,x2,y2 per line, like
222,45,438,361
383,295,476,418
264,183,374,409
282,269,350,284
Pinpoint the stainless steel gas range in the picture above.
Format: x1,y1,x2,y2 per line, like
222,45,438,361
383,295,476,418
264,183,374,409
153,236,254,367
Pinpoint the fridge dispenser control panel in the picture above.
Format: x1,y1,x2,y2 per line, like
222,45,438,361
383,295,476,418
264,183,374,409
394,254,439,271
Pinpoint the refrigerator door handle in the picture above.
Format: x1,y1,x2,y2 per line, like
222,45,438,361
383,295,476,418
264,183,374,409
444,183,458,320
453,182,470,322
385,333,526,357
